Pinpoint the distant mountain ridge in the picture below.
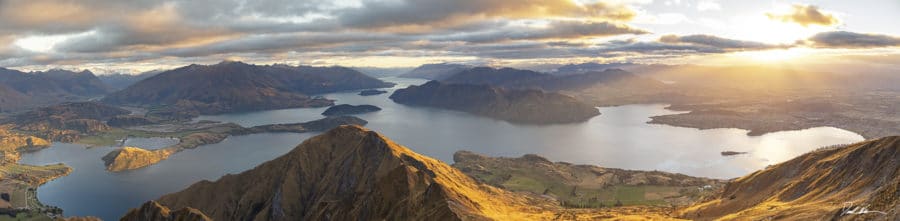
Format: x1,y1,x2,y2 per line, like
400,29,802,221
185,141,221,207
103,61,394,116
400,63,473,80
0,68,111,112
98,70,163,91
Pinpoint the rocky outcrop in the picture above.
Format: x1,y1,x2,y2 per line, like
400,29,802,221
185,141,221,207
103,61,393,115
141,126,550,220
102,147,174,172
120,201,211,221
358,89,387,96
679,136,900,220
320,104,381,116
390,81,600,124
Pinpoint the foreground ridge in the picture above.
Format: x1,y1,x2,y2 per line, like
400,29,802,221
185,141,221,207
680,136,900,220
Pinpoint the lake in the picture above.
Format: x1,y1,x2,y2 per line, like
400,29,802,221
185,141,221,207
20,77,865,220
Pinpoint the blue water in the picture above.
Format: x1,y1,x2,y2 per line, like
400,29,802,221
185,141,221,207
20,77,865,220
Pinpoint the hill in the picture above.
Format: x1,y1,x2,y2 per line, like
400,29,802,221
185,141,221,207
390,81,600,124
453,151,723,208
0,83,30,112
136,125,551,220
400,63,473,80
103,61,394,115
0,68,111,111
0,102,130,142
679,136,900,220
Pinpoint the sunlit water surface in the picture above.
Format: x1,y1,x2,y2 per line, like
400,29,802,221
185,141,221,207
21,77,864,220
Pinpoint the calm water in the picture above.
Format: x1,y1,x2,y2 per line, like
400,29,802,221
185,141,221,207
21,77,864,220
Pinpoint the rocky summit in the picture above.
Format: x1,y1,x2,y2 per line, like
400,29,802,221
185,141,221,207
133,125,551,220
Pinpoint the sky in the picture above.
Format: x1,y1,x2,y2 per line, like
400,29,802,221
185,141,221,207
1,0,899,74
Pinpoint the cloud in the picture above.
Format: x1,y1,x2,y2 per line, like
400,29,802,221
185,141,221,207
766,4,839,27
696,0,721,11
596,35,785,55
806,31,900,48
433,21,648,43
660,34,786,50
338,0,637,30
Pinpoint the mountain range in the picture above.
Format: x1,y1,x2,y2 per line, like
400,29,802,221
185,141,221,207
399,63,473,80
103,61,394,116
0,68,111,112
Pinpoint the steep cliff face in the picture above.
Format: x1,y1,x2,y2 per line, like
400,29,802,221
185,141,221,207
390,81,599,124
680,136,900,221
147,125,547,220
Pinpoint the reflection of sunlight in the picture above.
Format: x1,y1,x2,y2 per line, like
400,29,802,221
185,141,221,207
736,48,812,62
753,137,793,164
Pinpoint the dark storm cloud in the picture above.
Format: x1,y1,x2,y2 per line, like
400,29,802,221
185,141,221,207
807,31,900,48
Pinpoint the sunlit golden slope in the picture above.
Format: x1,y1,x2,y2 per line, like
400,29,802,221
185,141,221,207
679,136,900,220
149,125,563,220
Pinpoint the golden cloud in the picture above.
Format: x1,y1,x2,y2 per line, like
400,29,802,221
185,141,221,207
766,4,839,27
341,0,637,31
